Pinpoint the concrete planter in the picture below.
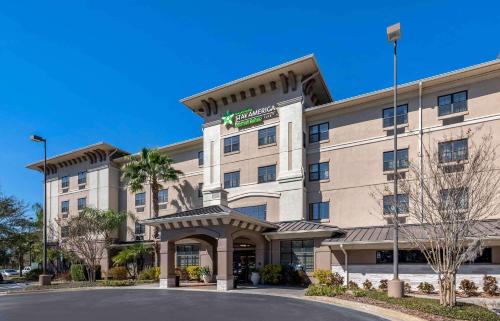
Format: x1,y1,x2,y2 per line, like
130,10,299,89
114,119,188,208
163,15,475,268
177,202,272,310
202,274,211,284
251,272,260,286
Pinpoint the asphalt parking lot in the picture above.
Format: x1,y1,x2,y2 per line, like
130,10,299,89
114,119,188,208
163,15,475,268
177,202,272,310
0,288,387,321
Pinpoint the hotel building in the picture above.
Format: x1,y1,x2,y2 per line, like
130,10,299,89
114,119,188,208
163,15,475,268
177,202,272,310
27,55,500,291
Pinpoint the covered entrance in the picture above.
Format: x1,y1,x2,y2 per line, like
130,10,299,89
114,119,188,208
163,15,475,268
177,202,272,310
140,198,273,291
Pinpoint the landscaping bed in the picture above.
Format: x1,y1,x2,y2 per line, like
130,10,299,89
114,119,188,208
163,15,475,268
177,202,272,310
5,279,158,293
306,284,499,321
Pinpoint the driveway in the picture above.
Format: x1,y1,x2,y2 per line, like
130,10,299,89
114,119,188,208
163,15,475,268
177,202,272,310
0,289,387,321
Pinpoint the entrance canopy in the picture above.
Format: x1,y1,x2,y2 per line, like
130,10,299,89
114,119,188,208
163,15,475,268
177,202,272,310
140,205,277,232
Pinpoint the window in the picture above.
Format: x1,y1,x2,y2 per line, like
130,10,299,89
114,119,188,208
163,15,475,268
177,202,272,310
224,171,240,189
198,183,203,198
61,200,69,214
61,176,69,189
158,189,168,204
135,192,146,207
383,104,408,128
438,90,468,116
134,221,145,235
234,205,267,220
383,194,409,215
77,197,86,211
61,226,69,238
377,248,492,264
280,240,314,272
258,126,276,146
440,188,469,210
383,148,409,171
198,151,204,166
309,122,329,143
176,244,200,268
258,165,276,183
78,171,87,185
309,162,329,181
224,136,240,153
439,139,468,163
376,250,427,264
309,202,329,220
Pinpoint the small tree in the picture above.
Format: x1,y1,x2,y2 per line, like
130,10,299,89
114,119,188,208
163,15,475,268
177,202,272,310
59,207,125,282
112,243,152,278
121,148,182,266
375,131,500,306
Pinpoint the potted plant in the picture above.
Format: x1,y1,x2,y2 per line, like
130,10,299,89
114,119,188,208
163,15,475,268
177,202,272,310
199,266,210,284
250,268,260,286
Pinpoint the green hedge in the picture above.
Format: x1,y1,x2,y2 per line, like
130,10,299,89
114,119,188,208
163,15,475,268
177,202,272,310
70,264,86,281
25,269,43,281
305,284,346,297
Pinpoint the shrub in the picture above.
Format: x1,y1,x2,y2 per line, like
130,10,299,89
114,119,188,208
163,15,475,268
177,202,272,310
378,279,388,292
362,279,373,291
417,282,435,294
70,264,86,281
260,264,282,285
347,280,359,290
175,267,188,280
199,266,210,276
25,268,43,281
109,266,128,280
100,280,136,286
312,269,332,285
305,284,345,297
353,289,367,297
459,279,478,297
331,272,344,287
282,266,301,285
185,266,201,281
404,282,412,293
138,267,160,281
483,275,498,296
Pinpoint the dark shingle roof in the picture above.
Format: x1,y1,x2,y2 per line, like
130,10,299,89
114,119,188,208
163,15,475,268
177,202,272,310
272,220,339,233
323,219,500,245
148,205,228,221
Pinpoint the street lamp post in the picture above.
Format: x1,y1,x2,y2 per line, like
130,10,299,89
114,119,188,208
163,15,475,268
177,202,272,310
386,23,404,298
30,134,51,286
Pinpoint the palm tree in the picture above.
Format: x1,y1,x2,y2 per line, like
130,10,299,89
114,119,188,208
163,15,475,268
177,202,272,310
112,243,152,278
121,148,182,266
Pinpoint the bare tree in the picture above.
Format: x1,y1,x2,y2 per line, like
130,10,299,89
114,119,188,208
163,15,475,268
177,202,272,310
58,207,126,282
375,131,500,307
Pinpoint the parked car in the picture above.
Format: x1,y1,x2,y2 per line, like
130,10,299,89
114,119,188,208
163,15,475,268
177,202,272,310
1,269,19,278
22,266,31,274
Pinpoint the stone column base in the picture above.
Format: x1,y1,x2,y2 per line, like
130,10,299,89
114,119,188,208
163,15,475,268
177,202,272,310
39,274,52,286
388,279,404,298
216,277,234,291
159,277,177,288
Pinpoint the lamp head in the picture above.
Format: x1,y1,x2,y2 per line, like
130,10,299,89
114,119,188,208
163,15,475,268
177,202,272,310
387,23,401,42
30,134,45,142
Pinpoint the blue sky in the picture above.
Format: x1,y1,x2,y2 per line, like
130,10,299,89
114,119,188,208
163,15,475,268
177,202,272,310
1,0,498,216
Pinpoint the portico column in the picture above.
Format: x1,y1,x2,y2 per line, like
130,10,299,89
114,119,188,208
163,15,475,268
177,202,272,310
159,240,176,288
216,237,233,291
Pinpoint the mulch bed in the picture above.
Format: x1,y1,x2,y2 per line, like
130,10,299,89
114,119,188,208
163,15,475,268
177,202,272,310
336,294,467,321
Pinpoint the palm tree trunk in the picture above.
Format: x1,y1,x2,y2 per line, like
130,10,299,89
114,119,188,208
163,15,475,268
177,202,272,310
151,181,161,267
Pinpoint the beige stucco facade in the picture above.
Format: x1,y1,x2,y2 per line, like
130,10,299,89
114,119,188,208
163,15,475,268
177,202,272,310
27,55,500,290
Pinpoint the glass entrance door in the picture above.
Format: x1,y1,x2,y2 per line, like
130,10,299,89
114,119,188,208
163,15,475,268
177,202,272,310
233,249,256,284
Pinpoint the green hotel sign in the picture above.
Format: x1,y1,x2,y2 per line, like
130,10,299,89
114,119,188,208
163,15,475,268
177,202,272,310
222,106,278,128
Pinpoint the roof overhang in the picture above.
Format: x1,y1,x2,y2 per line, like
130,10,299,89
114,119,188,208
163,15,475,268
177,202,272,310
180,54,332,117
140,205,277,233
26,142,129,174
